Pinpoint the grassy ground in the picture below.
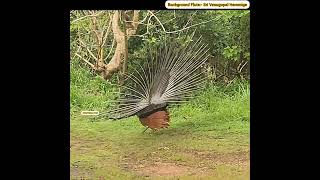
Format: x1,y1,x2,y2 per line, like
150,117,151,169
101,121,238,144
70,64,250,179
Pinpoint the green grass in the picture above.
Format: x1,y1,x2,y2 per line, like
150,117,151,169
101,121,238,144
70,63,250,179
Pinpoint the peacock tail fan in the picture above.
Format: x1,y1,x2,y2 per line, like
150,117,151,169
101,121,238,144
104,36,210,123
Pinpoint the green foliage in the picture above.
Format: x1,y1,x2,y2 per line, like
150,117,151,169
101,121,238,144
194,10,250,62
70,10,250,84
70,9,251,114
222,45,242,61
70,59,118,114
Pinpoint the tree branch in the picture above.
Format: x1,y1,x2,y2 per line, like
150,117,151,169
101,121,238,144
75,53,96,69
78,39,98,61
71,11,104,24
147,10,214,34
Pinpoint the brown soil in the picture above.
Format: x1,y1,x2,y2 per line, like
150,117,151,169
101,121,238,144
132,162,212,177
124,150,249,177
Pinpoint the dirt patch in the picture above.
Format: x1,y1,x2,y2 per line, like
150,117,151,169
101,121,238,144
70,166,93,180
189,150,250,167
120,150,249,177
71,136,111,154
132,162,212,177
137,162,189,176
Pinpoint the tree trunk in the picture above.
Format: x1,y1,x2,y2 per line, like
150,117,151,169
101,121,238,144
119,11,129,85
76,10,140,81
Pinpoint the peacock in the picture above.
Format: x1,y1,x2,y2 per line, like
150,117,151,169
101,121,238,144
102,36,210,131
